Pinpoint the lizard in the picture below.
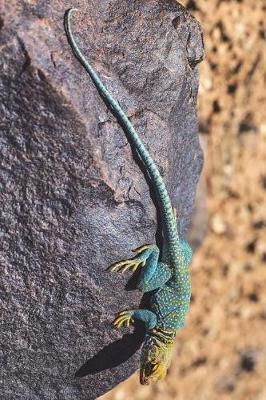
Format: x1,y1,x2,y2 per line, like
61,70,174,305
64,8,193,385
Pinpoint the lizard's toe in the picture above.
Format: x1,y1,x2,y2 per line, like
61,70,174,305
132,244,152,254
113,310,134,328
108,258,144,273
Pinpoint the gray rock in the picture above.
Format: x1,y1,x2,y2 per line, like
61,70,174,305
0,1,204,399
188,135,208,249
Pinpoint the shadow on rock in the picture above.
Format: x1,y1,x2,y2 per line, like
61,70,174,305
75,322,145,377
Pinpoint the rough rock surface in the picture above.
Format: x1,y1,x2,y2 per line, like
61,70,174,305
0,1,204,399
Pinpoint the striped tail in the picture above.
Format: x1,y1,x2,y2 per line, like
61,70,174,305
64,8,182,262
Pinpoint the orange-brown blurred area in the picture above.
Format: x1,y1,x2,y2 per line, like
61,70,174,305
99,0,266,399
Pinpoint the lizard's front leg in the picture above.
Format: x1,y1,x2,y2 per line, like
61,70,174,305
113,309,157,331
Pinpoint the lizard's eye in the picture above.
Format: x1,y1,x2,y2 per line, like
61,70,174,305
145,362,155,376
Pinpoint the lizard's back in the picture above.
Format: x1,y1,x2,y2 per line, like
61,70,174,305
151,240,192,330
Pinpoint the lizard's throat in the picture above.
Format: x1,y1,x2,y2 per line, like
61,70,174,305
148,326,176,345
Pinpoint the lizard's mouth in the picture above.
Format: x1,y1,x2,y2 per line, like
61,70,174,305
140,361,167,385
140,362,154,385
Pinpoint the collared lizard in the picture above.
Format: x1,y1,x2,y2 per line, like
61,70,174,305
65,8,193,385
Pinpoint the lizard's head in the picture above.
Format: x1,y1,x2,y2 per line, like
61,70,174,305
140,328,175,385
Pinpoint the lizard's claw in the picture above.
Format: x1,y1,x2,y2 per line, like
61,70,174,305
172,207,177,220
108,257,145,273
113,310,134,328
132,244,152,255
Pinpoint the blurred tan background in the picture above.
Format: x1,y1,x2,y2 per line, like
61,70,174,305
99,1,266,399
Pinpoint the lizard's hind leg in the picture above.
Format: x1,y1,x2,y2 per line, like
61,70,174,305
109,244,172,292
108,244,159,274
137,262,172,292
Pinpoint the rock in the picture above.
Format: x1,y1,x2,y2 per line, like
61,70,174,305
188,135,208,249
0,1,204,399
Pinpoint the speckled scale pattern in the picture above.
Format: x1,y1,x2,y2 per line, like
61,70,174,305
151,281,191,330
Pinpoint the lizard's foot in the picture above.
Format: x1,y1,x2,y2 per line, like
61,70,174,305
113,310,134,328
108,244,155,274
109,257,145,273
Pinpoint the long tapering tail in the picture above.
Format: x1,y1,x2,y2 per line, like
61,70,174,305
64,8,182,260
